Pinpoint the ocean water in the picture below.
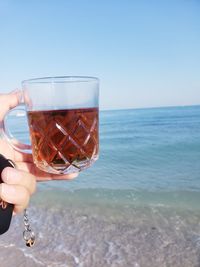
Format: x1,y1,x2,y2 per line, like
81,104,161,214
1,106,200,267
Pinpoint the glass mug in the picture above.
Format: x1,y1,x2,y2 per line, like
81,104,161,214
2,76,99,175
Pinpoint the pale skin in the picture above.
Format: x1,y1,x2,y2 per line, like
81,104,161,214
0,91,78,214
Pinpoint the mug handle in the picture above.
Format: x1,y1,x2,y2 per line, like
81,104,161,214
1,104,32,154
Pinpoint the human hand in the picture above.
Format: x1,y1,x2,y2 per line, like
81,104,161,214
0,91,78,214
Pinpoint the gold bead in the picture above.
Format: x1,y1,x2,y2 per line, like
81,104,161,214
26,239,35,247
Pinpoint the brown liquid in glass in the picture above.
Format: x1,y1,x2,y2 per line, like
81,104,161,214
27,107,99,173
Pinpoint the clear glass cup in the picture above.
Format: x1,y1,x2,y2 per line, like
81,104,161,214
2,76,99,175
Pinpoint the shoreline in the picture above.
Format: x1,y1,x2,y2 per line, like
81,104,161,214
0,189,200,267
0,190,200,267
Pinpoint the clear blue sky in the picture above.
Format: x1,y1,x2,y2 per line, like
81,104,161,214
0,0,200,110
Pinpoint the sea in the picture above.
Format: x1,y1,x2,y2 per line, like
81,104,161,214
1,106,200,267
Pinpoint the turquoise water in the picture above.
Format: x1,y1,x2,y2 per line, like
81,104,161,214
85,105,200,192
2,105,200,267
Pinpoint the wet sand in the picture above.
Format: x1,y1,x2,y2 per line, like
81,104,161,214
1,190,200,267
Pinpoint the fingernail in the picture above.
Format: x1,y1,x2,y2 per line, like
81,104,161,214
2,167,21,183
10,89,20,94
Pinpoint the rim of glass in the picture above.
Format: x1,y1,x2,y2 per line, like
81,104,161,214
22,76,99,85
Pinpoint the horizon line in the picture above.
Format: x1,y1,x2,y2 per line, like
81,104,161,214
100,103,200,112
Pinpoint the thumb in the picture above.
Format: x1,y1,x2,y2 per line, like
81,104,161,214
0,91,22,121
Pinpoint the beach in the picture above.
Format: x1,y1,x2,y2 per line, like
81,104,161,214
1,190,200,267
1,106,200,267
